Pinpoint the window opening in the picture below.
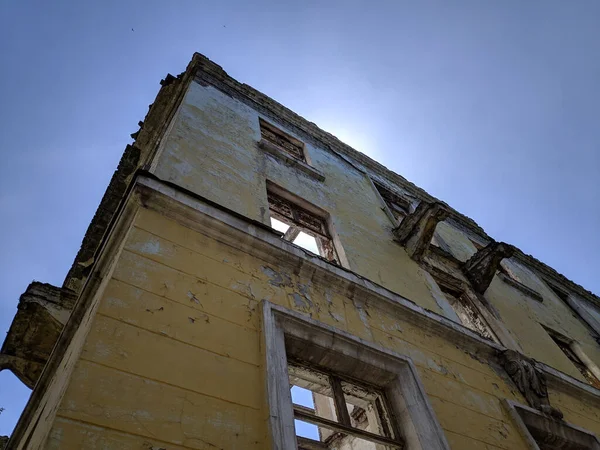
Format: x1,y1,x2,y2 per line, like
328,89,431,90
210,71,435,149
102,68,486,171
289,361,403,450
470,240,484,250
268,190,337,262
549,284,569,303
497,262,544,302
374,182,410,223
260,119,306,162
547,331,600,389
440,285,496,341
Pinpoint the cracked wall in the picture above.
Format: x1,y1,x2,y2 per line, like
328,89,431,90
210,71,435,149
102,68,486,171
44,208,545,450
12,55,600,449
153,81,443,315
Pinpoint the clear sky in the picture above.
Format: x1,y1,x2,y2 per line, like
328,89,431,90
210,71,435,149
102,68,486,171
1,0,599,436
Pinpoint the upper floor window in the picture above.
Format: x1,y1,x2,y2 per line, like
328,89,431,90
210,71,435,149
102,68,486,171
260,119,306,162
289,362,402,449
267,188,338,263
439,284,498,342
373,182,410,223
497,261,544,302
545,327,600,389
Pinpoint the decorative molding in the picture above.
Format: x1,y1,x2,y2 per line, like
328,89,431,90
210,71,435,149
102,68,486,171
501,350,563,419
464,242,515,294
393,202,450,262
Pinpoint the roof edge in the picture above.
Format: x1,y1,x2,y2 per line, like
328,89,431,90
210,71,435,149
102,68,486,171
189,52,600,306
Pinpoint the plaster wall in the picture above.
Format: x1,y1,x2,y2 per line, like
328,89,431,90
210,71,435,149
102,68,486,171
153,81,443,314
151,78,600,397
44,208,546,450
484,260,600,382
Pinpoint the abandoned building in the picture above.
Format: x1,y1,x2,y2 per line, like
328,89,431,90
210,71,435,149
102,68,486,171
3,53,600,450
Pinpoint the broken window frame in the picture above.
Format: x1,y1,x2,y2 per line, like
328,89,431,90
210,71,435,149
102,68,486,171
267,190,338,263
497,262,544,302
373,181,411,224
263,301,451,450
545,327,600,389
289,360,403,449
260,118,307,162
438,283,499,343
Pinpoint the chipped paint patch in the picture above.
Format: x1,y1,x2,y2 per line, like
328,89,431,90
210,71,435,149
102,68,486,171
261,266,292,287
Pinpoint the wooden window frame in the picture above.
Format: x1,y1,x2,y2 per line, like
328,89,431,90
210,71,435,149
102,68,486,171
372,181,411,226
260,118,307,162
289,362,403,449
262,301,451,450
435,279,500,343
267,188,338,263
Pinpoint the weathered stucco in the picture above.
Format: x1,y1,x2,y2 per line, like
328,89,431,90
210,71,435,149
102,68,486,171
154,80,443,314
6,53,600,450
46,209,537,449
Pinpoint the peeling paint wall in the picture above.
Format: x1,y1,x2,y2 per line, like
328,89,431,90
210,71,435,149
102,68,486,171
485,260,600,383
45,208,546,450
13,58,600,449
151,80,600,381
154,81,443,314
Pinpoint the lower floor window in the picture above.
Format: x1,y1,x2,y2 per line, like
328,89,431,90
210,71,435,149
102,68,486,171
263,301,451,450
289,362,402,449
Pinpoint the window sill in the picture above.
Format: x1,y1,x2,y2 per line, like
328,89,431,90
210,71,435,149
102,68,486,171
258,139,325,182
498,272,544,302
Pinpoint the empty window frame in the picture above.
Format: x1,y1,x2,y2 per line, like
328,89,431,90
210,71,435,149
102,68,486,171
263,301,451,450
259,119,306,162
545,328,600,389
497,263,544,302
374,182,410,224
289,362,402,449
504,400,600,450
439,284,497,341
267,190,338,263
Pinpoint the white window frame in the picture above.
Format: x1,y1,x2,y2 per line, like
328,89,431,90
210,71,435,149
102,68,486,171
503,399,600,449
261,301,451,450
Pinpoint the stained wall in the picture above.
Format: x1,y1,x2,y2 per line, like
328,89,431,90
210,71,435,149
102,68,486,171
46,208,536,450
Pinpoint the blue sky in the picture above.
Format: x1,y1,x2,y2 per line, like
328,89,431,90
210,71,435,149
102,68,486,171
1,0,599,436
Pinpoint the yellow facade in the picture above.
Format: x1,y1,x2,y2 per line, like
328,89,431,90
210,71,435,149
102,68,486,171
46,209,527,449
5,53,600,450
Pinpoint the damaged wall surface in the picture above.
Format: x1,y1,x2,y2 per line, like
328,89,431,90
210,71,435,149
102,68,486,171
4,53,600,450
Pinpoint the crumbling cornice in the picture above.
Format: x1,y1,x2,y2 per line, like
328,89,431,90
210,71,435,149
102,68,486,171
464,242,515,294
188,52,600,309
393,202,450,262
